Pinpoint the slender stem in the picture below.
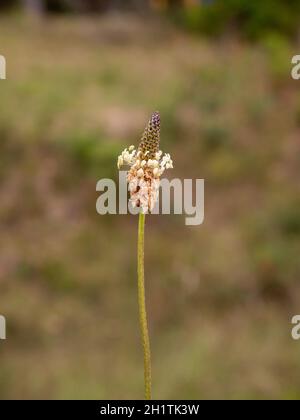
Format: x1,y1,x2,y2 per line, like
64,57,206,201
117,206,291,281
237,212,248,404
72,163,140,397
137,212,152,400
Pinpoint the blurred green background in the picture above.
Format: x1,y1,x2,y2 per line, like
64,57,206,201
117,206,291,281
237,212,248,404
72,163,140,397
0,0,300,400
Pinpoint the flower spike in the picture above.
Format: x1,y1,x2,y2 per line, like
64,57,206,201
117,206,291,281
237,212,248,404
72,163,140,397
117,112,173,214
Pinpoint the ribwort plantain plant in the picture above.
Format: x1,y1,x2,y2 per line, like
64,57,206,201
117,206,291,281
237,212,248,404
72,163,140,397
117,112,173,399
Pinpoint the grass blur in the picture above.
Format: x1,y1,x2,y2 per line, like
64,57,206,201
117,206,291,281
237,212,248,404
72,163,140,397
0,12,300,399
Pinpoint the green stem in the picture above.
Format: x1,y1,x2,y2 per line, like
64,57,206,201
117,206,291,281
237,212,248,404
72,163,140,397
137,212,152,400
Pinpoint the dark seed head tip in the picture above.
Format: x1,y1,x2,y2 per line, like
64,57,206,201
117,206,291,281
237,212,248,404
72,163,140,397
151,111,160,122
138,111,161,159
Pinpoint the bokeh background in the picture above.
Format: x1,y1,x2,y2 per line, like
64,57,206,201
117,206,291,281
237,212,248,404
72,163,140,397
1,0,300,400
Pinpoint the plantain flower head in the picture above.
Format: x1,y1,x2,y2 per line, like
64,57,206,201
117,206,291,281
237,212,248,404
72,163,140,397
117,111,173,214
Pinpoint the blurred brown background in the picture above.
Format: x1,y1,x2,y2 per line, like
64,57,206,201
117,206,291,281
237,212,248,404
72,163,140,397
0,0,300,399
